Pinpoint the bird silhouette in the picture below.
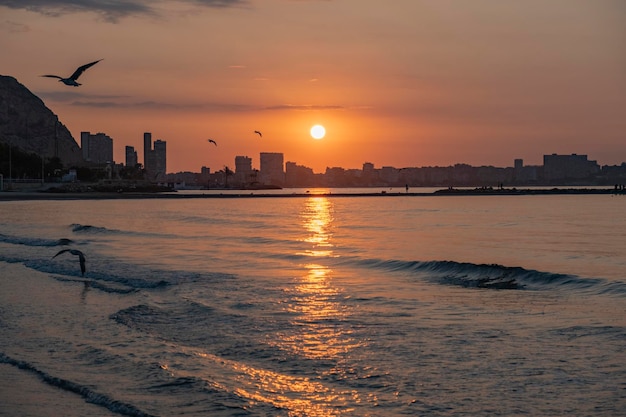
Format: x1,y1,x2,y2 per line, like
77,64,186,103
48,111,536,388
208,139,217,146
41,59,102,87
254,130,262,137
53,249,86,276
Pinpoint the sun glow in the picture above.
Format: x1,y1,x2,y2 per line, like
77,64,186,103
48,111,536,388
310,125,326,140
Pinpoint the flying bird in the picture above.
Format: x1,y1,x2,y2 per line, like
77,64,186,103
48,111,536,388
254,130,262,137
53,249,86,276
41,59,102,87
208,139,217,146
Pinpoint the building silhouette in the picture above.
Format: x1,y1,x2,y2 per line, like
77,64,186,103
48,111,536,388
285,161,315,187
143,132,167,181
260,152,284,187
125,146,138,168
234,155,252,184
199,166,211,185
171,150,625,188
543,153,599,182
80,131,113,164
513,159,538,183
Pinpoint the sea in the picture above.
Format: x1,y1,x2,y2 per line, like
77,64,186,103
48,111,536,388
1,188,625,416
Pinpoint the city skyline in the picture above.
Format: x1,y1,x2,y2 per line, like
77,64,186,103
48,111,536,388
118,130,625,175
164,150,626,189
107,128,626,175
2,1,625,173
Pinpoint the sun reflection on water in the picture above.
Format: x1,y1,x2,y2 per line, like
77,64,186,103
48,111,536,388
184,197,366,415
273,197,364,361
249,197,364,414
188,349,351,417
298,196,335,258
140,198,371,414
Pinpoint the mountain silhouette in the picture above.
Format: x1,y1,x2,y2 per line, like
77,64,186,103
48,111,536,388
0,75,84,167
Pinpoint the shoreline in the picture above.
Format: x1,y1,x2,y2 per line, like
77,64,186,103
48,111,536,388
0,262,123,417
0,187,623,201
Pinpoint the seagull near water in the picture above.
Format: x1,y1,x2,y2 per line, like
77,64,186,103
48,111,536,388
41,59,102,87
208,139,217,146
53,249,86,276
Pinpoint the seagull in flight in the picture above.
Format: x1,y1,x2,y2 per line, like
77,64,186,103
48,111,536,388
41,59,102,87
207,139,217,146
254,130,262,137
53,249,86,276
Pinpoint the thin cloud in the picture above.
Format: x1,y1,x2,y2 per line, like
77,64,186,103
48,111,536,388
0,0,153,22
70,99,255,112
71,101,120,108
70,100,192,109
37,91,130,102
0,0,247,22
264,104,345,111
46,96,347,113
188,0,247,7
37,90,350,112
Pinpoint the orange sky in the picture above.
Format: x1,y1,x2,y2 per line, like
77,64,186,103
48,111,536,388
1,0,625,173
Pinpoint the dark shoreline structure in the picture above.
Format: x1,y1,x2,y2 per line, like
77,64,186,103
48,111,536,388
0,186,624,201
433,186,626,196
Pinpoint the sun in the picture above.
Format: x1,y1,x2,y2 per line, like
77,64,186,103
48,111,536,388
310,124,326,140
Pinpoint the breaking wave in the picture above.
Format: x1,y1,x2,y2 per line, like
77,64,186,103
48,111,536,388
0,249,234,295
0,232,75,247
0,352,156,417
70,223,179,239
349,258,626,294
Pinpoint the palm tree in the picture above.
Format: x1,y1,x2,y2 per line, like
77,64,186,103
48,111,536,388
223,165,234,188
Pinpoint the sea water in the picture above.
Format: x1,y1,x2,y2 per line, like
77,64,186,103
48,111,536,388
1,192,625,416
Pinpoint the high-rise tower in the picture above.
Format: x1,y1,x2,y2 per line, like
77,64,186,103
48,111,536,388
80,131,113,164
259,152,284,187
143,132,167,181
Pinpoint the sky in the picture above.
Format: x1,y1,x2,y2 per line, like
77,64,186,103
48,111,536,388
1,0,625,173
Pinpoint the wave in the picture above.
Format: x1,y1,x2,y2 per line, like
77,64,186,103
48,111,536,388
0,232,75,247
249,251,626,294
70,223,179,240
71,223,112,233
52,276,138,294
32,258,170,289
348,258,626,294
1,251,234,294
0,254,168,290
1,224,179,248
0,352,156,417
4,223,623,296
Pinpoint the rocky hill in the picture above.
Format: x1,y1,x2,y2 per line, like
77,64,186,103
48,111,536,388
0,75,84,166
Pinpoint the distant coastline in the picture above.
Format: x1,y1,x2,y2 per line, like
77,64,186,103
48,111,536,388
1,186,623,201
